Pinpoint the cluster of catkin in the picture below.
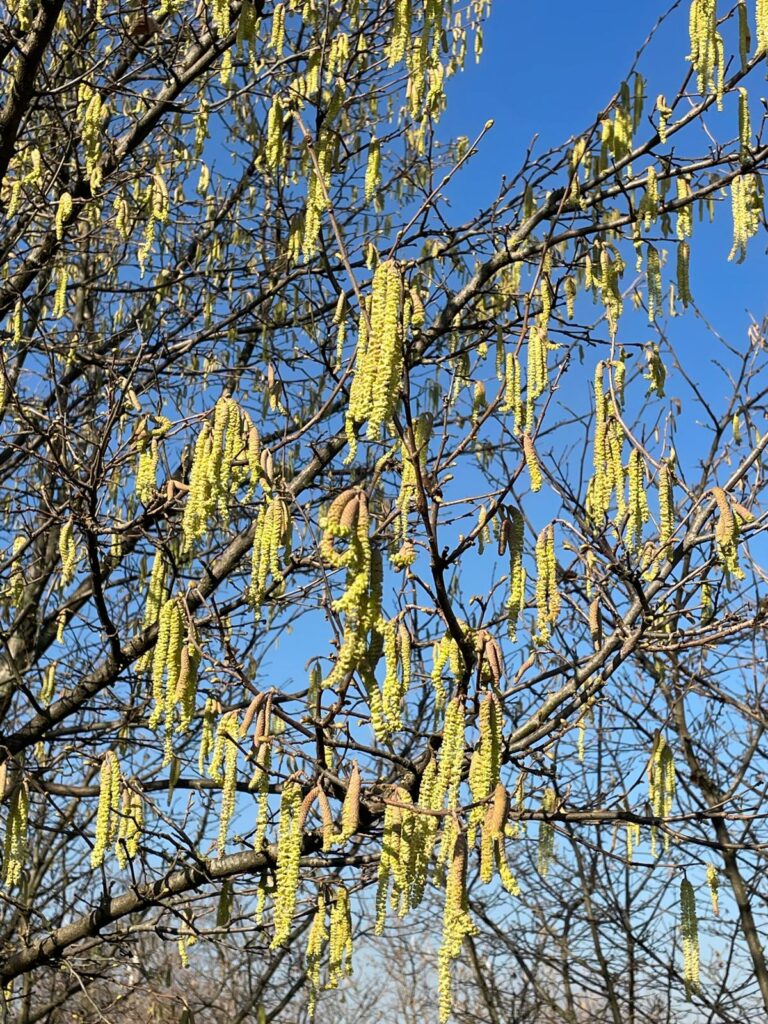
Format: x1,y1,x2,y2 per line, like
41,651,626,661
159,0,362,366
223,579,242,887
345,260,409,462
305,886,354,1014
2,781,29,888
271,767,361,949
91,751,143,870
182,396,264,550
148,597,201,765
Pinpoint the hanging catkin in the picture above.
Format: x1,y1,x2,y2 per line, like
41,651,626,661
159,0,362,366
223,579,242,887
680,877,700,996
270,779,305,947
345,260,405,461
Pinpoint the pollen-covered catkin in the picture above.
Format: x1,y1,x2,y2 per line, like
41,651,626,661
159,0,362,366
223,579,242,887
648,734,675,854
271,779,304,947
522,432,542,492
2,783,29,887
59,518,77,588
250,497,293,606
305,892,329,1014
328,885,353,987
711,486,744,580
336,762,361,844
91,751,121,868
116,787,143,868
216,711,240,852
365,137,381,204
438,832,476,1023
345,260,404,459
534,524,559,643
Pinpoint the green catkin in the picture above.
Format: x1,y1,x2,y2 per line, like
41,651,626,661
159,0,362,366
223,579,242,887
345,260,404,459
437,697,466,809
688,0,719,95
270,1,285,50
537,787,556,876
625,449,650,551
91,751,120,868
265,97,284,171
676,177,693,240
135,438,159,505
136,549,167,673
534,524,560,643
505,508,526,640
757,0,768,54
438,832,477,1023
677,241,692,307
116,788,143,868
59,519,77,588
738,87,752,161
707,862,720,915
625,821,641,862
680,877,700,997
217,711,240,852
40,661,57,706
648,734,676,855
55,192,72,240
728,172,764,263
328,885,353,988
522,432,542,492
198,699,217,776
365,138,381,204
3,783,29,887
249,498,293,606
646,245,662,322
271,780,304,947
659,462,674,558
306,892,329,1015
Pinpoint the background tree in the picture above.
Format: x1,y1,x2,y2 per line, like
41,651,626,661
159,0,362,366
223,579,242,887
1,0,768,1021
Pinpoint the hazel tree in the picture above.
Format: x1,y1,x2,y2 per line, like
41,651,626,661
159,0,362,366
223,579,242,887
1,1,768,1021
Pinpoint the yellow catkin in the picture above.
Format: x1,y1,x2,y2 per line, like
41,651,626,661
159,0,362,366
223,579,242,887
438,832,476,1023
534,524,559,643
91,751,120,868
504,508,526,641
116,787,143,869
345,260,404,459
706,862,720,915
625,449,650,550
688,0,719,95
680,877,700,996
216,711,240,852
249,498,293,606
305,892,329,1014
648,734,675,855
2,783,29,888
336,762,361,844
365,137,381,204
711,486,744,580
58,518,77,588
271,780,304,947
658,462,674,558
522,432,543,492
328,885,353,988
